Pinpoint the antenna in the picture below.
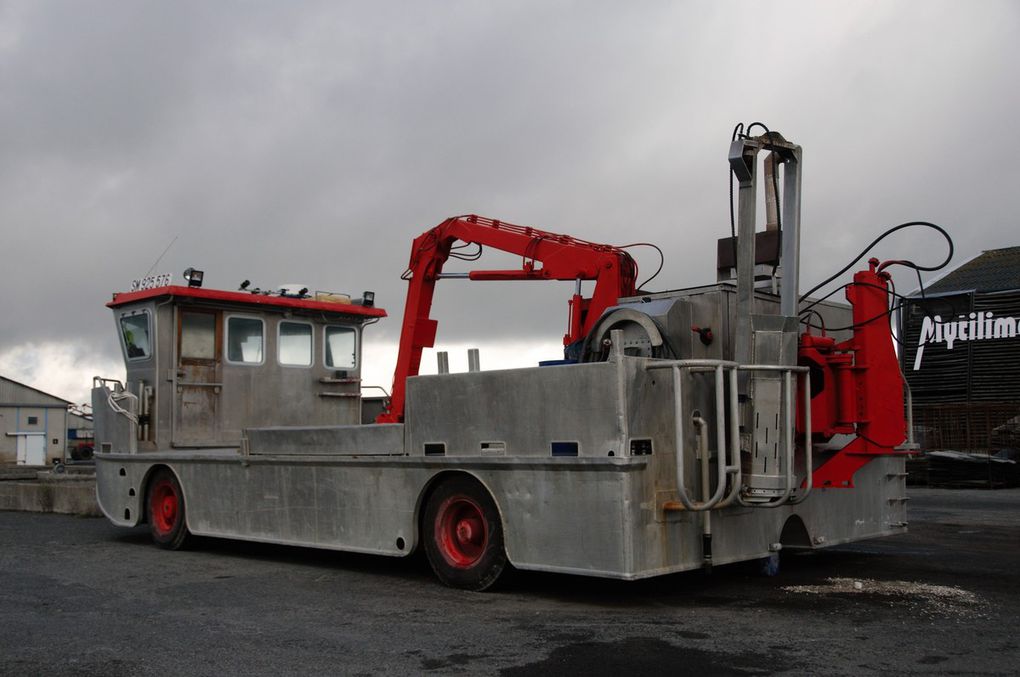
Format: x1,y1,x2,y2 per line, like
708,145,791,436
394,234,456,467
141,235,179,279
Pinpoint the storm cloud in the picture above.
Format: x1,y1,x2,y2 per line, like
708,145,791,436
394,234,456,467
1,1,1017,402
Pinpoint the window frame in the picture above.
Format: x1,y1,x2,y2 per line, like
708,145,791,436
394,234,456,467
277,320,314,368
323,324,359,370
178,309,220,364
224,314,266,367
118,309,153,363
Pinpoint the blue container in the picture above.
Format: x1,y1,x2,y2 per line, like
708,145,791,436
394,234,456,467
538,359,577,367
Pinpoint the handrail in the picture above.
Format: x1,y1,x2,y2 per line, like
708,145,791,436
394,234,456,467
668,364,732,511
648,360,741,512
647,359,812,511
93,376,125,391
790,370,813,504
734,365,812,508
896,375,919,452
646,359,741,371
93,376,139,425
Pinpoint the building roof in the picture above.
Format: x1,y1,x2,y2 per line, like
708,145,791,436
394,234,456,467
0,375,72,408
107,285,387,319
69,411,93,427
923,246,1020,295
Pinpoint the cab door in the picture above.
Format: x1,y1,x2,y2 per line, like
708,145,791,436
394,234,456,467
173,309,224,446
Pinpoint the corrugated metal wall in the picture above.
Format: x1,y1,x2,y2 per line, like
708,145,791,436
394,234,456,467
971,289,1020,400
901,292,973,403
912,402,1020,451
901,289,1020,451
0,377,70,407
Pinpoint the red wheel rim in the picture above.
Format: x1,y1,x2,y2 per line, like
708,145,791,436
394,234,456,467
435,495,488,568
150,479,179,536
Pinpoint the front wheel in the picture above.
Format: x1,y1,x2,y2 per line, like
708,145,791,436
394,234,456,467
423,477,507,591
147,469,191,550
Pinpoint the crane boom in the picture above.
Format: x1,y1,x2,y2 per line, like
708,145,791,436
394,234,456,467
376,214,637,423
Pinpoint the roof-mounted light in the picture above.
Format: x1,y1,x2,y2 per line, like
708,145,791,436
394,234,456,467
355,291,375,307
183,267,204,288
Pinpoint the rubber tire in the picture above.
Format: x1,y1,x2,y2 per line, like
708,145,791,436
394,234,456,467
423,477,507,591
147,469,191,550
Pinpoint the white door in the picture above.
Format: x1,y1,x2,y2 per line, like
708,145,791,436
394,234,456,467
16,434,46,465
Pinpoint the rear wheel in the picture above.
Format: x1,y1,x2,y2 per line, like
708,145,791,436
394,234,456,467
423,477,507,591
147,469,191,550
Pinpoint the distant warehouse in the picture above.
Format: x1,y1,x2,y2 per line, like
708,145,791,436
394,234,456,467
0,376,91,466
899,246,1020,452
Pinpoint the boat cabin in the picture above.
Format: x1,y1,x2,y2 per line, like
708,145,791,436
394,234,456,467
98,279,386,451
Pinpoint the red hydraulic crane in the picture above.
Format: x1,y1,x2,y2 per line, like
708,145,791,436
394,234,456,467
377,214,638,423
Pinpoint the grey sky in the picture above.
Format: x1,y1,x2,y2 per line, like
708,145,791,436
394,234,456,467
1,1,1017,401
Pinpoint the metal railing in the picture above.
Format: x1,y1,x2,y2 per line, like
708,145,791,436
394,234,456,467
647,360,740,512
93,377,139,425
645,360,812,512
735,364,812,508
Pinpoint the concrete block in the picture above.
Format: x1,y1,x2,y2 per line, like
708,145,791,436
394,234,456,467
0,479,101,517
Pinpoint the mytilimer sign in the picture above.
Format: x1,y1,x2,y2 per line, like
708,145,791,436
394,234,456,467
913,311,1019,370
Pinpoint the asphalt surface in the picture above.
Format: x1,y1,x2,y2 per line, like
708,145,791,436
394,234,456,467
1,487,1018,676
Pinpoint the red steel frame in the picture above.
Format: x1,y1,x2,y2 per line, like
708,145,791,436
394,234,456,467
799,258,909,488
108,286,387,319
378,214,637,423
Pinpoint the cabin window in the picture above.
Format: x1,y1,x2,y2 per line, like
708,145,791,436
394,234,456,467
180,311,217,360
325,326,357,369
225,316,264,365
279,321,313,367
119,310,151,361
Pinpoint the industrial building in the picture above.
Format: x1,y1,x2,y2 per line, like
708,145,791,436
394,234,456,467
67,409,95,460
0,376,80,466
900,246,1020,453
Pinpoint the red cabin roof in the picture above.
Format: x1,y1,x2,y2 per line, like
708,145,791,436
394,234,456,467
108,286,387,319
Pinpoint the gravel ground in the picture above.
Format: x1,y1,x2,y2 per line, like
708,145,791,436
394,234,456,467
0,486,1017,676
